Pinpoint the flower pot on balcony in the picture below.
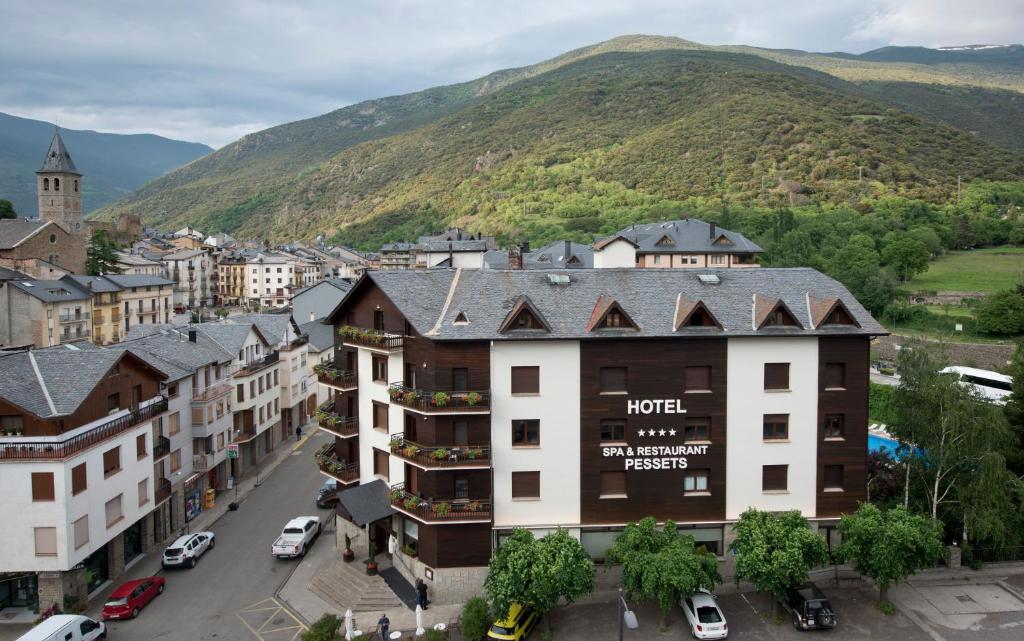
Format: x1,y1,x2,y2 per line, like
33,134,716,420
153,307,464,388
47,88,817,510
342,548,355,562
366,559,378,576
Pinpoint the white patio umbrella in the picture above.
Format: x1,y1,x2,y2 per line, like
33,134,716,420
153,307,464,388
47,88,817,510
344,609,354,640
415,604,425,637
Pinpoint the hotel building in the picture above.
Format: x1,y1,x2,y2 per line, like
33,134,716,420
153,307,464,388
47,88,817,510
320,267,884,600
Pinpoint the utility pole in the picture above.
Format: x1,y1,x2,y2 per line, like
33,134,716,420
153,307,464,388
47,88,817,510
957,175,962,202
858,166,863,182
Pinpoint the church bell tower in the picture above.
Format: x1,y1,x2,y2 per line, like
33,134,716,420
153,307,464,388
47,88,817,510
37,130,84,234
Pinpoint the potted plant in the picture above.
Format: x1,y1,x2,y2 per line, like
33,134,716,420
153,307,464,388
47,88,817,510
466,449,480,460
404,496,421,510
466,391,482,406
389,388,404,402
431,448,449,461
343,533,355,562
466,500,481,513
366,550,378,576
432,501,451,517
403,444,418,458
404,390,420,405
390,488,404,502
432,391,449,407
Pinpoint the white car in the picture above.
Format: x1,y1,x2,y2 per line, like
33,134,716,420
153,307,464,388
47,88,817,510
681,590,728,639
161,531,215,568
272,516,322,558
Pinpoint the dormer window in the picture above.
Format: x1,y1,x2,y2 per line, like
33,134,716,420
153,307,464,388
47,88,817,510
822,306,856,326
499,296,550,333
674,297,722,330
656,234,675,246
766,308,798,327
588,296,639,331
514,310,542,329
454,311,469,325
754,295,803,330
604,310,624,328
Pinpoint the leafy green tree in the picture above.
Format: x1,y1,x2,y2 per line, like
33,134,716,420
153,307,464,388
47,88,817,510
0,199,15,219
460,597,491,641
301,614,341,641
975,290,1024,335
606,517,720,628
85,230,124,276
827,236,895,314
731,509,829,613
881,236,930,282
484,528,593,628
1003,343,1024,476
836,504,944,602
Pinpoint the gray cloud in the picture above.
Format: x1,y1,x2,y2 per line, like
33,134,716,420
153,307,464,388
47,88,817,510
0,0,1018,147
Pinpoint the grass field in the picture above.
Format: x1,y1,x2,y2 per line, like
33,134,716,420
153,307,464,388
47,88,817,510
903,247,1024,293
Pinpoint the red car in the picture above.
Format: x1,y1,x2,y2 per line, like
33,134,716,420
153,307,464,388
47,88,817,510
101,577,165,620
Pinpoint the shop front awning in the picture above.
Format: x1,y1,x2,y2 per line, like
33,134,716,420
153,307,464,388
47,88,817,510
336,479,395,527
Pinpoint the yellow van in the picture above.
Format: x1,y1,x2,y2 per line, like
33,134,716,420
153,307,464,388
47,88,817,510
487,602,538,641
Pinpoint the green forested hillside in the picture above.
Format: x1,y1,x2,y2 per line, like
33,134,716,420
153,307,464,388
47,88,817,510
94,37,1024,244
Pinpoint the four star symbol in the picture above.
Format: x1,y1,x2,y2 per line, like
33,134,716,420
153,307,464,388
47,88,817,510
636,428,679,437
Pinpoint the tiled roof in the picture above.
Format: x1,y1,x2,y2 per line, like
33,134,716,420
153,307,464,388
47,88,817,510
599,219,762,254
229,313,298,346
0,220,49,249
523,241,594,269
37,131,80,175
330,268,885,340
62,275,122,293
299,320,334,351
103,274,175,288
9,279,90,303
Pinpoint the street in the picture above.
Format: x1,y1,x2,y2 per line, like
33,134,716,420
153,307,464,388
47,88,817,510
5,430,334,641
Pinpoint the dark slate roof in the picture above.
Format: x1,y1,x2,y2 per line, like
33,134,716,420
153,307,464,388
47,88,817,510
62,275,122,293
603,219,763,254
483,250,510,269
299,320,334,351
37,131,81,175
195,322,269,354
109,329,234,380
103,274,175,288
9,279,89,303
332,268,885,340
337,479,395,527
417,239,489,252
229,313,298,346
381,242,415,251
0,220,49,249
0,266,28,281
524,241,594,269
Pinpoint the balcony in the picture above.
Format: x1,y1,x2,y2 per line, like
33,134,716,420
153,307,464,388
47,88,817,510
155,478,172,505
153,435,171,461
388,433,490,469
192,382,232,402
233,352,279,377
388,384,490,414
338,326,404,352
315,403,358,438
389,483,491,524
193,452,215,471
314,361,357,390
58,312,90,323
315,443,359,485
0,396,168,460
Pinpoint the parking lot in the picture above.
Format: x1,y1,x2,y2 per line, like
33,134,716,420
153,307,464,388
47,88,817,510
888,574,1024,641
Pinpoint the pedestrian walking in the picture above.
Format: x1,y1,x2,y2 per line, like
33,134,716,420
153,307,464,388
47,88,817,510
376,613,390,641
295,425,302,441
416,578,429,610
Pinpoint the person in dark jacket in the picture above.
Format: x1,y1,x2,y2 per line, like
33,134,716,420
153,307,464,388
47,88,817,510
416,578,429,610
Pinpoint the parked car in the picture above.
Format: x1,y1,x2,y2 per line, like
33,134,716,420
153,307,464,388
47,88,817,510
272,516,322,558
161,531,215,569
315,479,339,508
782,583,837,631
15,614,105,641
486,602,538,641
101,577,165,620
681,589,728,639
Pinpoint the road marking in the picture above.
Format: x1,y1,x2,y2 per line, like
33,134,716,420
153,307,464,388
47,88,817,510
740,592,759,615
237,597,307,641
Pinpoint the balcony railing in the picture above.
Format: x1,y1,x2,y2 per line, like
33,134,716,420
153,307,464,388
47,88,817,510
155,478,172,505
338,326,404,351
58,312,90,323
315,443,359,484
388,433,490,468
315,403,358,438
0,397,168,460
193,452,215,471
389,483,491,523
314,361,357,389
388,384,490,413
233,352,279,377
153,435,171,460
192,382,232,402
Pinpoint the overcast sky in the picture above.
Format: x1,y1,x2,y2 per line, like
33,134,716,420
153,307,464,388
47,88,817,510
1,0,1019,148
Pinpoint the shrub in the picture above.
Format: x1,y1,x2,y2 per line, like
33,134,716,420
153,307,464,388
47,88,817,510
302,614,342,641
874,601,896,616
461,596,490,641
425,630,448,641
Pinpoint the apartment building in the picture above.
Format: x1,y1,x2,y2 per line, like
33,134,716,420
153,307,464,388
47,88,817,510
321,267,884,601
593,219,763,268
0,278,92,348
301,319,335,411
161,249,215,309
105,275,174,334
114,252,163,276
60,276,122,346
0,348,170,610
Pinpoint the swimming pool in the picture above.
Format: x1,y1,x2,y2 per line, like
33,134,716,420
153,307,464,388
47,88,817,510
868,433,900,454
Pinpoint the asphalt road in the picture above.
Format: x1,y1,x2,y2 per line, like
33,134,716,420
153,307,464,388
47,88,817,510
101,430,333,641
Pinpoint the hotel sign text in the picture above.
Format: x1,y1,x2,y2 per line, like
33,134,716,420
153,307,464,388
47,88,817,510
604,398,708,471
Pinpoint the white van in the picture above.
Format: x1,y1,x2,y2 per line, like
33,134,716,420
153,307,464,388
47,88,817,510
15,614,105,641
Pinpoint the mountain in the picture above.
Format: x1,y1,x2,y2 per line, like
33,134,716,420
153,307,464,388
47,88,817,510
0,112,212,216
93,36,1024,246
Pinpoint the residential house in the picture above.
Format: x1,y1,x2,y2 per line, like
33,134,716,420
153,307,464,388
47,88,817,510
0,278,91,348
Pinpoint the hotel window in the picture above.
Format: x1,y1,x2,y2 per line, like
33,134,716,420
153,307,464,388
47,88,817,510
73,515,89,550
454,419,468,446
511,366,540,394
512,420,540,446
31,472,55,502
373,448,389,480
824,465,844,491
599,471,627,498
824,363,846,390
403,518,419,555
824,414,845,439
136,434,147,459
138,478,149,507
105,494,124,528
764,363,790,391
684,417,710,442
372,355,388,383
103,446,121,477
373,402,389,431
34,527,57,556
72,462,87,495
762,465,788,492
684,469,709,494
452,368,468,392
600,419,626,443
511,471,540,499
684,366,711,392
763,414,789,440
454,475,469,499
599,367,627,394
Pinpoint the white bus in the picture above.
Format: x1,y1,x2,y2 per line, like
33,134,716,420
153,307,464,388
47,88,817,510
940,366,1013,405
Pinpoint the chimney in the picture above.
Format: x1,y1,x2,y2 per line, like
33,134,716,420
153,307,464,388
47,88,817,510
709,221,717,240
508,248,523,270
520,241,530,254
564,240,572,264
448,242,453,266
188,329,197,343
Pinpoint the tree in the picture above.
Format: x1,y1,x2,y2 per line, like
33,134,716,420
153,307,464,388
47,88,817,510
881,236,930,282
827,237,895,314
484,528,594,628
1003,342,1024,476
85,230,124,276
0,199,15,219
731,509,829,613
836,504,944,603
606,517,720,628
301,614,341,641
975,290,1024,335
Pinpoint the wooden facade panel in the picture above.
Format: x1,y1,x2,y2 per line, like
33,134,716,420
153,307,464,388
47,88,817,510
417,522,492,568
409,464,491,501
580,339,727,525
405,413,489,447
816,336,869,517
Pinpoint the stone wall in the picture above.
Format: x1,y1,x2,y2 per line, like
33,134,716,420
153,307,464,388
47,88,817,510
873,334,1015,371
0,223,85,274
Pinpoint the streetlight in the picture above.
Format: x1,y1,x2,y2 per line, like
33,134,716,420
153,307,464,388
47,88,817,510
618,588,638,641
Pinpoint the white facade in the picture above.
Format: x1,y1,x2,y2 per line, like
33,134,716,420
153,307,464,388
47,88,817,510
418,250,485,269
356,347,404,484
592,238,636,269
247,257,295,308
491,340,581,528
162,251,214,308
725,337,820,519
231,330,282,441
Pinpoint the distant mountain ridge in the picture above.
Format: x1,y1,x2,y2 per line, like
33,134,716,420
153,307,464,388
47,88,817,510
0,112,212,216
92,36,1024,246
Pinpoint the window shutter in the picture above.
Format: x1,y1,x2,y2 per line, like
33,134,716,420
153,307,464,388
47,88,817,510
72,463,87,495
599,471,627,497
511,471,540,499
764,363,790,390
31,472,55,501
762,465,788,491
684,366,711,392
825,363,846,389
511,367,540,394
599,367,627,393
824,465,844,489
